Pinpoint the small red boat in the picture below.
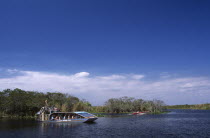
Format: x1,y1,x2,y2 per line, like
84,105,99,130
132,111,146,115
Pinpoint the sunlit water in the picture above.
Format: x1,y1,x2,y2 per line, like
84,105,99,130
0,109,210,138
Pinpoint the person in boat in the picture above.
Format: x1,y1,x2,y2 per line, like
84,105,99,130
55,116,59,120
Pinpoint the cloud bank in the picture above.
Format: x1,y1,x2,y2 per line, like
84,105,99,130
0,69,210,105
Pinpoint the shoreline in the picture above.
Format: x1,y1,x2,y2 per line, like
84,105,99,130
1,111,170,119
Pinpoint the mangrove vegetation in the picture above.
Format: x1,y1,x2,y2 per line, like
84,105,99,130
0,88,166,118
166,104,210,110
103,97,165,113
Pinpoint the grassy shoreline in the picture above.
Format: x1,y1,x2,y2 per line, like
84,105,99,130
0,113,35,119
0,111,169,119
92,111,169,117
165,103,210,110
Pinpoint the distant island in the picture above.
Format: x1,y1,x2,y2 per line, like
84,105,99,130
166,104,210,110
0,88,165,118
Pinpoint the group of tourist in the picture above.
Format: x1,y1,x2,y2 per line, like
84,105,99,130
51,114,81,120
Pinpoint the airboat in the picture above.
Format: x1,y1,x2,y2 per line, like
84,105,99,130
36,101,97,123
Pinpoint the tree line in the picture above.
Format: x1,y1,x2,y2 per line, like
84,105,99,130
166,104,210,110
0,88,166,117
0,88,92,117
103,97,165,113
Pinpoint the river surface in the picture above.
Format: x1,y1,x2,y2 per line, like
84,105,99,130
0,109,210,138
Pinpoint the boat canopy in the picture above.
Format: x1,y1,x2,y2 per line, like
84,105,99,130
74,112,95,117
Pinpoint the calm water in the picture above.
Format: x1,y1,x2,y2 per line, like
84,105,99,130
0,109,210,138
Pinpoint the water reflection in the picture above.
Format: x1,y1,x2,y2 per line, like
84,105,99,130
38,121,97,137
40,121,83,129
0,118,37,130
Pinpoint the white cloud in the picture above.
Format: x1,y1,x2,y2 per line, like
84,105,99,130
0,70,210,105
7,69,19,74
98,75,126,80
74,72,90,77
131,74,144,79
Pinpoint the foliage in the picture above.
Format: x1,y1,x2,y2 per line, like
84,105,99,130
0,88,89,117
0,89,166,117
166,104,210,110
103,96,165,113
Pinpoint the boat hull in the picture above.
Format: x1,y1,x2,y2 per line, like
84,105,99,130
45,118,97,123
84,117,98,122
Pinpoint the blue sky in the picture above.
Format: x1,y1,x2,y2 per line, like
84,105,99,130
0,0,210,105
